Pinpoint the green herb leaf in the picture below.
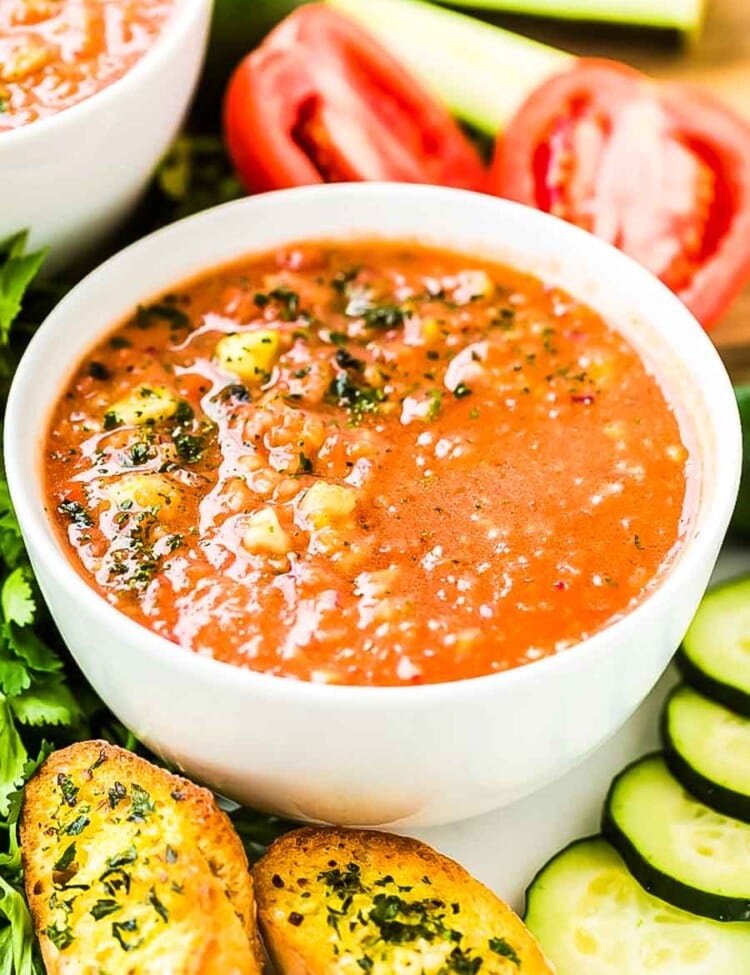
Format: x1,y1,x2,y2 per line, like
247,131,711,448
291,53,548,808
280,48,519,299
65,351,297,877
0,698,27,818
0,233,47,345
489,937,520,966
1,571,34,628
128,783,154,822
90,899,121,921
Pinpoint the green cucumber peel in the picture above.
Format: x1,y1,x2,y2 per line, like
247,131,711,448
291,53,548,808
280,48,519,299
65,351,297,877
435,0,706,35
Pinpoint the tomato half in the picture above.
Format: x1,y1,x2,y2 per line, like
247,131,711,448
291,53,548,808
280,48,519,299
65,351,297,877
490,59,750,328
223,3,485,194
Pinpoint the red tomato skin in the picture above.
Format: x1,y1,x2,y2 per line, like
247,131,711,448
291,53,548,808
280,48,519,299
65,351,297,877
223,3,486,195
489,58,750,329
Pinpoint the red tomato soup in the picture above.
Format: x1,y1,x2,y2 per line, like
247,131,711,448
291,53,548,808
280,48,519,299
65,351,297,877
0,0,174,131
44,242,696,686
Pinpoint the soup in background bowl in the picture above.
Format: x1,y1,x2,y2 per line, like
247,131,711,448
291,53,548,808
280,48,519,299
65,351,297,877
44,241,696,687
4,185,740,826
0,0,211,274
0,0,174,131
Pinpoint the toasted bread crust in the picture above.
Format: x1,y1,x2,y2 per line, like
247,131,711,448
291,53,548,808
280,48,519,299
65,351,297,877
254,827,553,975
21,741,263,975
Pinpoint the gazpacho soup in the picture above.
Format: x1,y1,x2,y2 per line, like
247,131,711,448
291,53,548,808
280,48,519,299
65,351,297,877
0,0,174,131
44,241,696,686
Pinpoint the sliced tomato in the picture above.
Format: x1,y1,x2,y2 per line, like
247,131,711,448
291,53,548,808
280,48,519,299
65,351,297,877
223,3,485,195
490,58,750,328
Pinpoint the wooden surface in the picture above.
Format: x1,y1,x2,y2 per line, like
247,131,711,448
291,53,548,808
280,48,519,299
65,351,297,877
488,0,750,358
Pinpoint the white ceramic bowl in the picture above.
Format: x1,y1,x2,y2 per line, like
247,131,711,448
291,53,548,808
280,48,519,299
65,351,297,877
0,0,212,276
5,184,741,827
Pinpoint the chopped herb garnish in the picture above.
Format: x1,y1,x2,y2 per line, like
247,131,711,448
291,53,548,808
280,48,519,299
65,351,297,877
136,303,190,330
331,267,360,293
88,361,110,381
53,842,77,872
363,303,408,331
367,892,449,945
109,335,132,350
58,773,79,806
221,383,250,403
173,432,204,465
263,287,300,321
489,937,520,966
328,330,349,346
335,347,364,371
326,374,385,422
149,888,169,922
90,899,121,921
492,308,516,330
318,862,364,896
104,846,137,871
634,534,644,550
298,452,313,474
58,501,93,528
127,442,153,467
165,845,178,864
174,399,194,425
108,781,127,809
442,947,482,975
103,411,121,431
128,783,154,822
45,922,74,950
427,390,443,421
112,918,143,952
63,814,89,836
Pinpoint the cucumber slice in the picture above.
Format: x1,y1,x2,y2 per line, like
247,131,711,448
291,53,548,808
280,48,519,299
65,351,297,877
328,0,571,135
524,837,750,975
603,754,750,921
664,685,750,823
435,0,706,35
678,574,750,716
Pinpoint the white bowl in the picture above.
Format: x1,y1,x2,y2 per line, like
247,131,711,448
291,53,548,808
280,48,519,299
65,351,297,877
0,0,212,276
4,184,741,827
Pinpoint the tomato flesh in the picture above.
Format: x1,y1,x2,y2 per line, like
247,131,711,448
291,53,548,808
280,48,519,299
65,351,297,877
224,3,485,194
492,59,750,328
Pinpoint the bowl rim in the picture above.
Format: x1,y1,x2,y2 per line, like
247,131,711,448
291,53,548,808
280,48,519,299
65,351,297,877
0,0,210,148
4,182,742,704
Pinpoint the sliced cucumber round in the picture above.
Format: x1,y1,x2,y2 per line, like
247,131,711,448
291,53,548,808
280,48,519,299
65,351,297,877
664,684,750,823
603,753,750,921
678,574,750,716
525,837,750,975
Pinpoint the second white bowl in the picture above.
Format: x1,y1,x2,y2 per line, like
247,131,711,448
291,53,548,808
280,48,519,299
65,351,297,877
0,0,212,275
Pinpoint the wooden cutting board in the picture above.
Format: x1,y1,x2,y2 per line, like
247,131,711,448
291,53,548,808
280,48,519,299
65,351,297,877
487,0,750,360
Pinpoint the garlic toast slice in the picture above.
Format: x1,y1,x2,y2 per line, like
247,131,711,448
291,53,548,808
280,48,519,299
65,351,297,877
21,740,263,975
254,828,553,975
